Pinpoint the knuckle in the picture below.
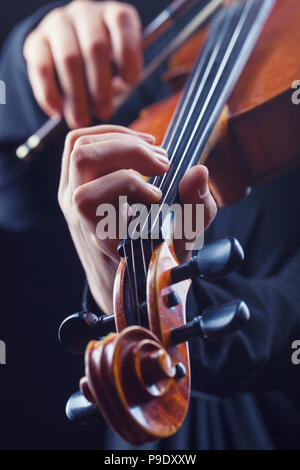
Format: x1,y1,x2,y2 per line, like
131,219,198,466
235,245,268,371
72,186,90,214
67,1,85,14
70,147,85,170
87,39,110,58
125,141,144,161
116,4,138,25
61,51,80,70
120,169,139,194
35,62,51,80
65,129,81,151
39,92,55,112
116,8,131,24
136,141,149,158
44,8,65,25
118,168,131,180
122,41,136,60
23,32,37,58
130,141,152,163
74,135,90,148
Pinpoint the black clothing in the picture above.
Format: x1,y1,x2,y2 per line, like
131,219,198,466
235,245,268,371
0,1,299,450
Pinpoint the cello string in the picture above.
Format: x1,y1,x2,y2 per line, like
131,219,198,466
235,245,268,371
160,2,251,182
114,0,224,112
131,238,142,325
154,1,244,189
130,0,273,316
138,0,246,240
125,1,224,317
148,0,273,238
136,1,241,291
156,10,221,153
158,0,273,197
149,7,226,186
124,0,224,322
123,226,140,324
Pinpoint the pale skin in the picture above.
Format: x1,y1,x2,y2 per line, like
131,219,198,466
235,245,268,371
24,1,217,314
58,125,217,314
23,0,143,127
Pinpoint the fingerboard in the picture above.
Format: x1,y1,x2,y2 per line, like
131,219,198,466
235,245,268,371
156,0,276,208
120,0,276,255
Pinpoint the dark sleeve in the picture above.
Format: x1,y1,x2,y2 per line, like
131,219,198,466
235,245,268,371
0,1,69,143
0,2,69,231
0,0,170,231
187,249,300,398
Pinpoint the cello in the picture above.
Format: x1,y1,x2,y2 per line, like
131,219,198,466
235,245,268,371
58,0,300,445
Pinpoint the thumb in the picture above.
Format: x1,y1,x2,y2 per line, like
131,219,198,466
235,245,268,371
174,165,217,261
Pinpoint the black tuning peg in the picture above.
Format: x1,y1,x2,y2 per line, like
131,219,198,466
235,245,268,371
58,311,116,355
66,391,101,425
171,299,250,345
170,237,244,284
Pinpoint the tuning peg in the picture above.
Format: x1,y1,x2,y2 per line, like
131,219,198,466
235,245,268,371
58,311,116,355
66,391,101,425
170,237,244,284
171,299,250,345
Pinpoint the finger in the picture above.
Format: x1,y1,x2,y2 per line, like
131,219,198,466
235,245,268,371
24,33,63,117
179,166,217,228
72,169,162,225
72,170,162,261
72,131,156,150
42,10,91,128
69,135,169,189
73,13,113,120
111,76,130,98
103,4,143,84
59,126,156,196
175,166,217,259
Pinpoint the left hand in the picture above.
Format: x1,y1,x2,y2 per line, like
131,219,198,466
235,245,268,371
58,125,217,313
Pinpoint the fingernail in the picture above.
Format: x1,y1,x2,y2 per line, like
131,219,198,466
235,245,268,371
136,132,156,143
156,155,170,167
147,183,162,197
153,145,168,156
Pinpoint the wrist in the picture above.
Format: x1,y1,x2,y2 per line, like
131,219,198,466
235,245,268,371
86,253,119,315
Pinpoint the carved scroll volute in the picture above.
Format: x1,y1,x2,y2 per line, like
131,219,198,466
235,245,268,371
80,241,191,445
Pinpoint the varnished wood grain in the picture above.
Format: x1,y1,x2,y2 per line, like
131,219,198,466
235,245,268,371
131,0,300,206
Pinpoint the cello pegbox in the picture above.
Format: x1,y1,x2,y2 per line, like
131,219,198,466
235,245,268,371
65,390,101,425
170,237,244,284
171,299,250,345
58,311,116,355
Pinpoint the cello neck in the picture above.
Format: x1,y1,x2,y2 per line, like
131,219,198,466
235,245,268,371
156,0,276,207
120,0,276,254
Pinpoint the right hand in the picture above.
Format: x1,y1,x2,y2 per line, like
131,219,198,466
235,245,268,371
23,0,143,128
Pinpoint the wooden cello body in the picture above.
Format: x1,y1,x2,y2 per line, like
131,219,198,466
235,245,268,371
131,0,300,206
